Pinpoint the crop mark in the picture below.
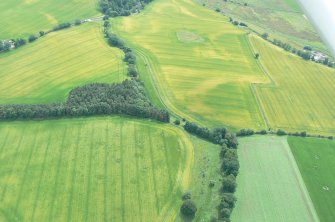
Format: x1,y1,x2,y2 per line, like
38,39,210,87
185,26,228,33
104,122,109,222
162,132,173,190
66,127,82,222
147,128,160,214
1,127,26,201
134,128,143,222
31,132,52,221
120,124,125,222
14,126,40,211
84,126,95,222
48,128,68,222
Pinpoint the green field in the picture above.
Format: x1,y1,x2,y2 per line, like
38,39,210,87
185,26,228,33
113,0,268,129
0,117,195,222
0,23,126,104
0,0,98,39
198,0,329,54
250,35,335,134
231,136,319,222
289,137,335,222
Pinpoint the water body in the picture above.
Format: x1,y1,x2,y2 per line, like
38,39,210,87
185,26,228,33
296,0,335,56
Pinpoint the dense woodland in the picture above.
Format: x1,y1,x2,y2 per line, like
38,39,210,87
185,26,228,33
0,79,169,122
100,0,153,17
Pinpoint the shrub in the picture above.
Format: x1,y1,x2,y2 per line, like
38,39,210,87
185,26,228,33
106,32,125,48
174,119,180,125
74,19,82,26
128,64,138,77
276,129,287,136
28,35,37,42
261,33,269,39
236,128,254,137
304,46,312,51
300,131,307,137
182,192,191,200
124,51,136,64
220,193,237,209
180,200,197,217
53,23,71,31
14,38,26,48
219,207,231,220
259,129,267,135
239,22,248,27
222,175,237,193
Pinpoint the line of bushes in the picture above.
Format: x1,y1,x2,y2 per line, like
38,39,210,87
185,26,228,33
0,79,169,123
261,33,334,68
184,121,238,148
218,143,239,222
224,16,334,68
236,128,334,140
229,17,248,27
103,19,139,78
183,121,239,221
0,20,83,53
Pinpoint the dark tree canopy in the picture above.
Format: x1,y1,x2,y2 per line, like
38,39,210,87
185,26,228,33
183,121,238,148
180,200,197,217
99,0,154,17
0,79,169,122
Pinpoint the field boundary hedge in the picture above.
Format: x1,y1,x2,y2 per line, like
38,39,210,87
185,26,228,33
183,121,240,221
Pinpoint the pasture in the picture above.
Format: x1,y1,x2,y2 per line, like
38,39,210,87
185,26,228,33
289,137,335,222
0,23,126,104
0,0,98,39
231,136,319,222
0,117,194,222
250,35,335,135
113,0,268,130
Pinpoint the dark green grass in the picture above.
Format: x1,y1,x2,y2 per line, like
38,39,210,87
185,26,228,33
289,137,335,222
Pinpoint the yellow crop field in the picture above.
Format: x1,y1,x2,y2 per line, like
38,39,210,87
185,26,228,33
113,0,268,130
250,35,335,134
0,117,193,222
0,23,126,104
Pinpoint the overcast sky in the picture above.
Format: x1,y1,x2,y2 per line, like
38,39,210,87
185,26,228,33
297,0,335,56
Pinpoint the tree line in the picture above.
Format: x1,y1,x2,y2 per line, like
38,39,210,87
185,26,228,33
184,121,238,148
99,0,153,17
103,19,139,77
224,15,334,68
261,33,334,68
0,79,169,122
183,121,239,221
0,20,82,53
236,128,333,140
